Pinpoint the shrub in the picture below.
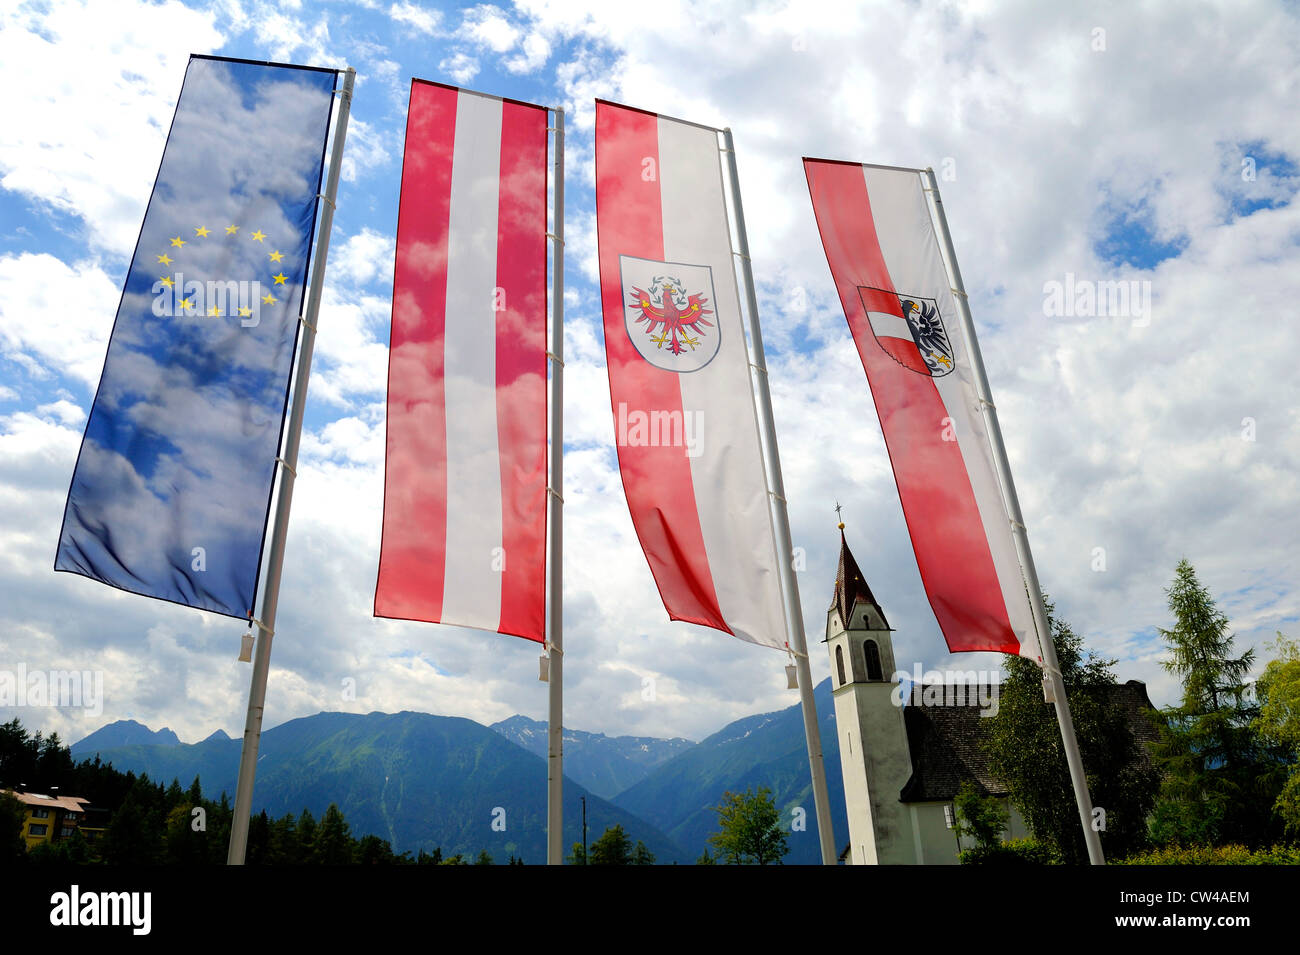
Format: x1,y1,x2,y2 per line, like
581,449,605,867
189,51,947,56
959,837,1063,865
1117,844,1300,865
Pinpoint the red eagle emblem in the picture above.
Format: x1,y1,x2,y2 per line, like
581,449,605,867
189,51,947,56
627,277,715,356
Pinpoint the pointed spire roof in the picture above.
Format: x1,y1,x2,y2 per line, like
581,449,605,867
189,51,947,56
833,530,889,631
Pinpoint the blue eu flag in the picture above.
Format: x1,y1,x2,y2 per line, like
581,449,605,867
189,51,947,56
55,55,338,619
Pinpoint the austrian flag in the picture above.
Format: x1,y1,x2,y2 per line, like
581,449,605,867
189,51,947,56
804,158,1042,661
375,81,549,641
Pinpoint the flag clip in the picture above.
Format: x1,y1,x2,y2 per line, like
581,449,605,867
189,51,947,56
546,351,565,366
545,232,564,245
547,487,564,503
299,317,317,334
1010,519,1026,532
767,490,787,503
317,192,337,210
978,397,996,410
950,287,968,300
275,456,297,477
748,361,768,375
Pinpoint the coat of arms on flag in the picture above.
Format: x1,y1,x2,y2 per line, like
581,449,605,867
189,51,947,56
620,255,719,373
858,286,955,378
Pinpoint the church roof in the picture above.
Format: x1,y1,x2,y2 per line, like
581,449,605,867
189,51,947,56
898,679,1160,803
832,530,889,631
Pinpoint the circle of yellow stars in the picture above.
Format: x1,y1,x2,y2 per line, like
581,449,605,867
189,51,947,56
154,224,290,318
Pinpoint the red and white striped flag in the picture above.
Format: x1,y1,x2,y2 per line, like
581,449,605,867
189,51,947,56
804,159,1041,661
594,100,786,650
375,81,548,642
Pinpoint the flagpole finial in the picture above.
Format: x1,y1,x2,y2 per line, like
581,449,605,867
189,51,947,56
834,501,845,530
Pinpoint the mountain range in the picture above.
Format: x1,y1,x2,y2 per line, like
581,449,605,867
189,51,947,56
71,679,847,863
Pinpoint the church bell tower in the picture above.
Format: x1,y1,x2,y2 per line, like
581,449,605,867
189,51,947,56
825,524,916,864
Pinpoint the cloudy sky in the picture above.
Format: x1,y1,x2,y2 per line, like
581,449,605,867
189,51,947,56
1,0,1297,751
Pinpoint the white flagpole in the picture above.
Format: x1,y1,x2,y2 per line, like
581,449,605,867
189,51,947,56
226,66,354,866
923,167,1106,865
546,107,565,866
722,128,836,866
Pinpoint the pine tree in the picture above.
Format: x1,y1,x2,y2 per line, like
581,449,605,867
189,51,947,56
1150,559,1287,846
313,803,353,864
588,824,633,865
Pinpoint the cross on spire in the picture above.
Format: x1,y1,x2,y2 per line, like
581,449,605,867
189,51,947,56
835,501,844,530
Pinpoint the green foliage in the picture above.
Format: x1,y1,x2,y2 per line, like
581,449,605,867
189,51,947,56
1116,843,1300,865
706,786,789,865
474,850,493,866
103,777,165,864
983,595,1159,863
631,840,655,865
952,781,1008,852
589,824,632,865
0,792,26,864
312,803,353,864
29,828,91,864
695,848,716,865
1149,561,1289,847
959,837,1062,865
1253,633,1300,833
565,841,587,865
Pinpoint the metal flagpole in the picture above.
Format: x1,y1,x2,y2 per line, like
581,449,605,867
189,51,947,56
722,128,836,866
226,67,355,866
923,167,1106,865
546,107,565,866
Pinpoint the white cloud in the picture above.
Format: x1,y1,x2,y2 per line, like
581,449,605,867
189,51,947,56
0,254,116,390
505,31,550,74
389,1,441,35
36,400,86,427
460,4,521,52
438,51,480,85
0,0,224,257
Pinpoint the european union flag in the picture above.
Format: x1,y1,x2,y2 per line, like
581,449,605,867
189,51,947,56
55,55,338,619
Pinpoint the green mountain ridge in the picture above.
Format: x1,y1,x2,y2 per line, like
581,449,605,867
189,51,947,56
76,709,688,863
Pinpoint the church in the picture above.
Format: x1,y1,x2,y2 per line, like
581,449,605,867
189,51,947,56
823,529,1159,864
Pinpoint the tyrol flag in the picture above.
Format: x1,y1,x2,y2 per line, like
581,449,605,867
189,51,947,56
804,159,1042,661
374,81,549,642
55,55,338,619
594,100,786,650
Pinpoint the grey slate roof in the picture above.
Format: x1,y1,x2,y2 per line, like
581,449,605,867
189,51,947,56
897,679,1160,803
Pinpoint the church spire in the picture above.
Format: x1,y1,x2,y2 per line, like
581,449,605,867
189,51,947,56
833,525,889,631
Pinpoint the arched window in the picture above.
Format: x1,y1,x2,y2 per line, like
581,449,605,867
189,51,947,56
864,639,883,681
835,645,846,686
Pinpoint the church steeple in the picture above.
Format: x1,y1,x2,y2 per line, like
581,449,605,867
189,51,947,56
832,530,890,633
824,519,914,864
